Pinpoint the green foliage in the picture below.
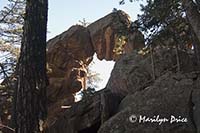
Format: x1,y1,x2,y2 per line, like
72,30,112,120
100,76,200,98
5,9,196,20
0,0,25,81
0,0,25,46
139,0,194,52
113,35,127,55
0,0,25,123
119,0,194,51
78,18,90,27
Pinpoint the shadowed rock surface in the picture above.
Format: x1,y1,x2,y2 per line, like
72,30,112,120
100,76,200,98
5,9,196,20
107,48,195,96
99,72,200,133
124,29,145,54
45,89,122,133
45,48,200,133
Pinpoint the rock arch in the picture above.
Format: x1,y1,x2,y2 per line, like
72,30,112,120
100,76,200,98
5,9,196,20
46,11,145,124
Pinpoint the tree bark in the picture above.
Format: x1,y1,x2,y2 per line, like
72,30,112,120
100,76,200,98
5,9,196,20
14,0,48,132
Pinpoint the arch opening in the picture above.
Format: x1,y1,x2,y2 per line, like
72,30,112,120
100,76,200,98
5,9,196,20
87,54,115,90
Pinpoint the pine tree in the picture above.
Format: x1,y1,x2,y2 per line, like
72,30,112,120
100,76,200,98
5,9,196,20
14,0,48,132
0,0,25,81
0,0,25,46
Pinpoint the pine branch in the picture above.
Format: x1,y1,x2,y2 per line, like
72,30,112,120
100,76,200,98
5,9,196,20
0,1,18,23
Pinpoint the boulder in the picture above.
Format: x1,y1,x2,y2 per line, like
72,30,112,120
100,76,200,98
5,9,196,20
98,72,200,133
47,25,94,64
106,48,196,96
88,10,131,60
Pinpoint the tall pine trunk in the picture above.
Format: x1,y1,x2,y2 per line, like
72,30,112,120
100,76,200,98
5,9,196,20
14,0,48,132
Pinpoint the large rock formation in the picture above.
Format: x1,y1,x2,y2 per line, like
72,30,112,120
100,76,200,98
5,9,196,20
47,25,94,104
45,10,133,128
0,10,144,132
45,48,200,133
46,10,131,104
38,10,200,133
46,25,94,128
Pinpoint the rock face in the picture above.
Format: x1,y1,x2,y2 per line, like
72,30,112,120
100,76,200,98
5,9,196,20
124,29,145,54
106,48,195,96
98,72,200,133
45,10,132,128
44,89,122,133
45,47,200,133
46,10,132,104
46,25,94,127
88,10,131,60
47,25,94,104
97,48,199,133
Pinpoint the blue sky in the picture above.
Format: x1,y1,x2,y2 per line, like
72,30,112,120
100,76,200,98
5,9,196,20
0,0,145,89
47,0,145,39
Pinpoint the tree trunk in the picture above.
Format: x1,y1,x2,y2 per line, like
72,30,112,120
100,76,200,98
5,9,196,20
14,0,48,132
183,0,200,42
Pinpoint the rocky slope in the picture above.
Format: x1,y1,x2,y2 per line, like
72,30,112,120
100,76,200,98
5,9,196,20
45,48,200,133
